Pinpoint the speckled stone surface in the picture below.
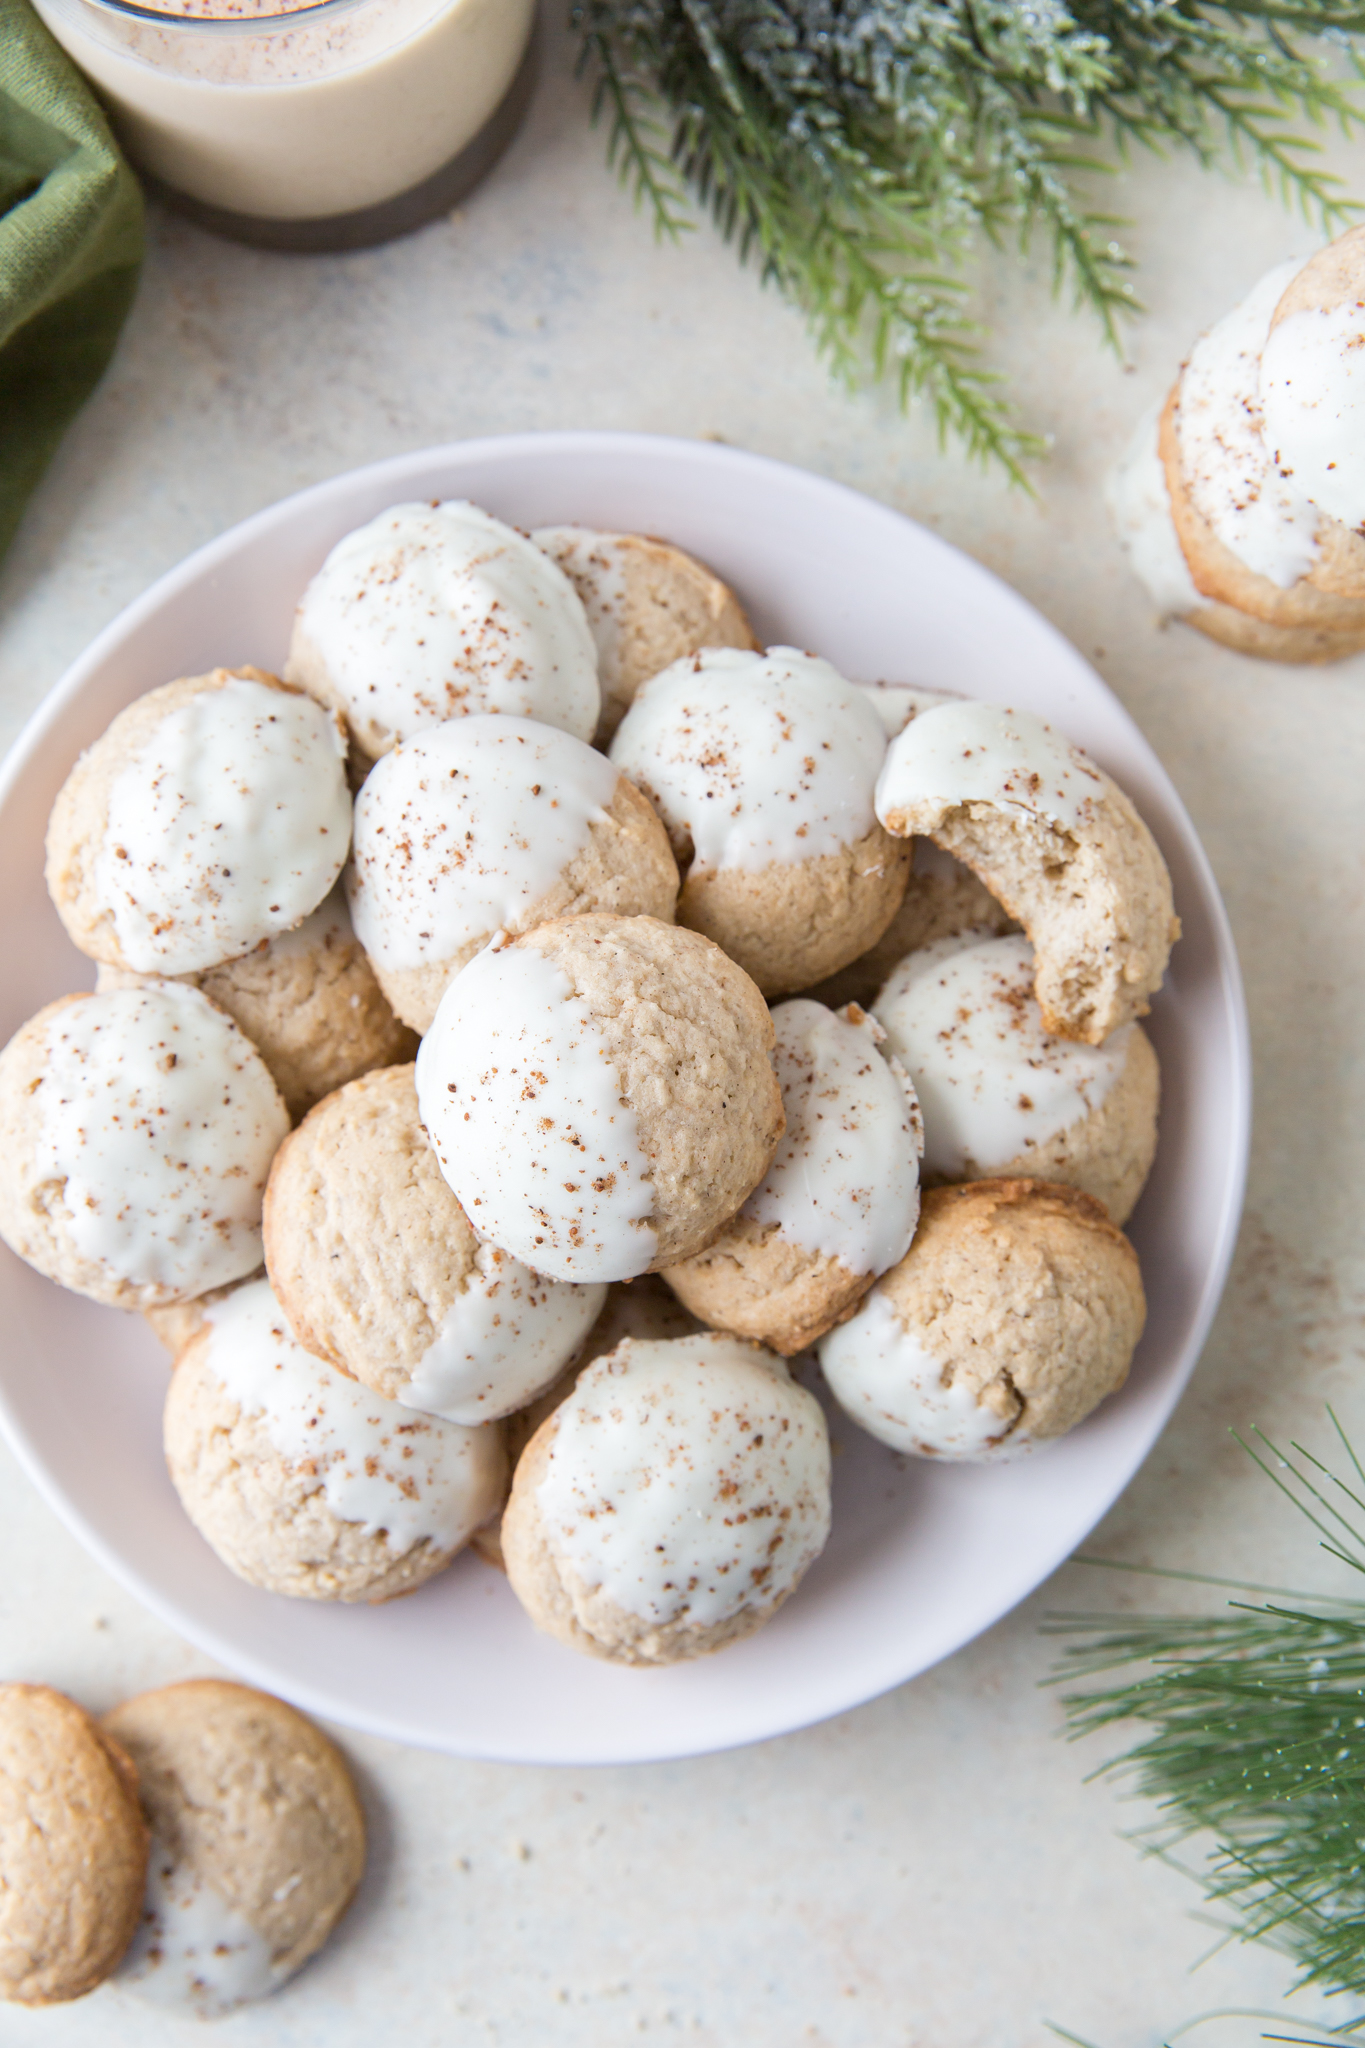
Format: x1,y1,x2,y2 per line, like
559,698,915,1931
1,13,1363,2045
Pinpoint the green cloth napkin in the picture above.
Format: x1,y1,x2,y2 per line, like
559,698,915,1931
0,0,142,565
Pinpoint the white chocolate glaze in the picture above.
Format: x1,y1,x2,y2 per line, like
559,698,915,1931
117,1839,284,2016
857,683,957,738
609,646,887,872
537,1334,832,1627
875,700,1103,836
873,932,1131,1177
93,675,350,977
532,527,630,694
290,502,600,755
32,984,288,1294
256,881,351,962
416,941,657,1283
1260,300,1365,532
399,1245,606,1425
347,714,619,974
819,1288,1028,1459
1176,258,1322,588
1106,401,1204,616
745,1000,921,1275
204,1280,505,1551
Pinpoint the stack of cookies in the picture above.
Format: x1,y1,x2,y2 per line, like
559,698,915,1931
0,496,1178,1670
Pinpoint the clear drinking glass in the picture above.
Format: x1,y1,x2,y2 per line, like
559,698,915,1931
32,0,537,249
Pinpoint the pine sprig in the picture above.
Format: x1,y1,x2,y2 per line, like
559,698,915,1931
572,1,1365,478
1049,1414,1365,2015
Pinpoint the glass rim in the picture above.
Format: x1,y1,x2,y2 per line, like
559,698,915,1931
69,0,366,30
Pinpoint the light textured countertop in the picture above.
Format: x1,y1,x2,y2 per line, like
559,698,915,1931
3,15,1365,2047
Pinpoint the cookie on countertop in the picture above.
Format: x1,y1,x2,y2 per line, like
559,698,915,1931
533,527,756,743
346,714,678,1035
104,1680,365,2018
875,700,1178,1045
98,887,416,1122
265,1064,605,1424
819,1180,1145,1459
502,1332,832,1665
0,986,289,1312
663,999,922,1354
875,931,1159,1224
286,501,600,764
164,1279,507,1602
610,646,912,998
417,914,785,1283
0,1683,148,2006
46,668,351,976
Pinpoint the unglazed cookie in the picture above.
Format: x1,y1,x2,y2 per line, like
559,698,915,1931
286,501,600,763
532,527,756,743
104,1680,365,2018
346,713,679,1034
165,1279,506,1601
663,1000,922,1354
819,1180,1144,1458
417,914,784,1283
0,1684,147,2006
98,887,416,1121
875,700,1178,1044
0,986,289,1311
264,1064,605,1423
875,931,1159,1224
803,839,1017,1011
46,668,351,975
610,646,911,997
502,1333,831,1664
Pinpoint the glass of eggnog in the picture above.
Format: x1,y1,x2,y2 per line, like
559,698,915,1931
32,0,537,250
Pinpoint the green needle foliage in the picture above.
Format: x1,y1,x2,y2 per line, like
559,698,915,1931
1050,1414,1365,2023
572,1,1365,482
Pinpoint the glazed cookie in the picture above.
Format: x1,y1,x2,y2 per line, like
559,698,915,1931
417,914,784,1283
875,931,1159,1224
819,1180,1145,1459
104,1680,365,2018
803,839,1017,1011
165,1279,507,1601
286,500,600,763
533,526,756,742
663,1000,922,1354
875,700,1178,1044
0,985,289,1311
502,1333,832,1665
1261,225,1365,534
46,667,351,975
609,647,911,997
0,1683,148,2006
99,887,416,1121
347,714,679,1034
265,1064,605,1423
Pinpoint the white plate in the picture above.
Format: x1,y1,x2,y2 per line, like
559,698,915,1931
0,434,1249,1764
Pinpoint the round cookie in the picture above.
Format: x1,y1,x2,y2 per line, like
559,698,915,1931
819,1180,1145,1459
0,1683,148,2006
264,1064,605,1423
1261,225,1365,535
165,1279,507,1602
104,1680,365,2017
609,646,911,998
532,526,756,743
46,667,351,976
803,839,1017,1011
875,700,1178,1045
416,913,785,1283
502,1332,832,1665
347,713,679,1034
663,1000,922,1354
0,985,290,1311
286,500,600,764
875,931,1159,1224
98,887,416,1121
